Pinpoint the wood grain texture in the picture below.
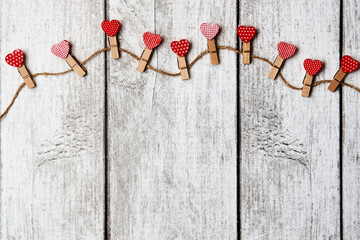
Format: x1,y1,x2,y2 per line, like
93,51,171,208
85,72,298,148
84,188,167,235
107,0,237,239
239,0,341,239
0,1,105,239
343,0,360,238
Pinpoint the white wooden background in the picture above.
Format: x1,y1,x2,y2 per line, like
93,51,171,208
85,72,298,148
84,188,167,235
0,0,359,239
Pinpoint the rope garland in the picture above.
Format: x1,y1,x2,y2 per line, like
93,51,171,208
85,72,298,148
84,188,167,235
1,45,359,120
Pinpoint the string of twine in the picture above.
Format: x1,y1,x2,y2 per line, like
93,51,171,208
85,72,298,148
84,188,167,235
1,45,360,120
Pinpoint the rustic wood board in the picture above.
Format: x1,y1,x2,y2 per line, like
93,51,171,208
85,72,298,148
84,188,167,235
343,0,360,238
239,0,341,239
0,0,105,239
107,0,237,239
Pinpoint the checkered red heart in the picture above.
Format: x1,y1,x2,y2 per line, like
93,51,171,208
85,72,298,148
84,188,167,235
143,32,162,49
51,40,70,59
237,26,256,43
170,39,189,57
200,23,219,40
303,59,322,76
101,20,120,37
277,42,296,59
5,49,24,68
341,55,359,73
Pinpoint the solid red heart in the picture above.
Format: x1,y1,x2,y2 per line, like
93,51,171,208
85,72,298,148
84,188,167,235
101,20,120,37
5,49,24,68
341,55,359,73
237,26,256,43
170,39,189,57
277,42,296,59
143,32,162,49
303,59,322,76
51,40,70,59
200,23,220,40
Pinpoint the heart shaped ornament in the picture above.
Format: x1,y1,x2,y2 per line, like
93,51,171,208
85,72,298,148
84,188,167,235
170,39,189,57
277,42,296,59
5,49,24,68
237,26,256,43
200,23,220,40
101,20,120,37
51,40,70,59
143,32,162,49
341,55,359,73
303,59,322,76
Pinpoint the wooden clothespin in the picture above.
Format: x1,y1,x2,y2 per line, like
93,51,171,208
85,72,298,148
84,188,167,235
137,32,162,72
5,49,36,89
200,23,219,65
237,26,256,64
51,40,86,77
101,20,121,59
170,39,190,80
301,59,323,97
268,41,296,79
328,55,359,92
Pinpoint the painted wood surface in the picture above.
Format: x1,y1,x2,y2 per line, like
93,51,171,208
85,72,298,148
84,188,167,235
239,0,341,239
0,0,105,239
0,0,359,239
343,0,360,239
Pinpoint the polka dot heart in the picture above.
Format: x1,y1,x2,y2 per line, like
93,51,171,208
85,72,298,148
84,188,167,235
237,26,256,43
277,42,296,60
341,55,359,73
51,40,70,59
303,59,322,76
200,23,220,40
143,32,162,50
5,49,24,68
170,39,189,57
101,20,120,37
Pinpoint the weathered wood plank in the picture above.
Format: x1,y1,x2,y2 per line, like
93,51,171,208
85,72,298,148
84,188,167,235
239,0,341,239
0,1,105,239
108,0,237,239
343,0,360,238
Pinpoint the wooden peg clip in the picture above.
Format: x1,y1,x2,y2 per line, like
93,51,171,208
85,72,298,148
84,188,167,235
268,55,284,80
207,39,219,65
65,54,86,77
136,47,153,72
328,69,347,92
17,65,36,89
108,36,120,59
177,56,189,80
242,42,251,64
301,73,314,97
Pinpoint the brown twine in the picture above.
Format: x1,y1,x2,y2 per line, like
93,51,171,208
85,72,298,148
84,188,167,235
1,45,360,120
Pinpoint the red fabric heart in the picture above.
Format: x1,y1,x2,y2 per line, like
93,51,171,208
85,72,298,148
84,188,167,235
303,59,322,76
200,23,219,40
277,42,296,59
170,39,189,57
237,26,256,43
101,20,120,37
341,55,359,73
143,32,162,49
5,49,24,68
51,40,70,59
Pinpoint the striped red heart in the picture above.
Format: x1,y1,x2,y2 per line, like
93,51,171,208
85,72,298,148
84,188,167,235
277,42,296,59
101,20,120,37
237,26,256,43
51,40,70,59
5,49,24,68
303,59,322,76
170,39,189,57
143,32,161,49
341,55,359,73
